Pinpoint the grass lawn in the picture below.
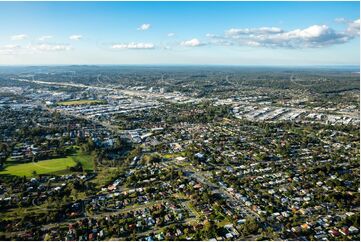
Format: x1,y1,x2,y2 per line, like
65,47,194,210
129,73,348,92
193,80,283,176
0,152,93,177
185,201,201,218
71,153,94,171
92,167,120,188
57,99,106,106
162,152,187,159
0,157,76,177
217,219,231,228
172,192,188,199
1,205,57,220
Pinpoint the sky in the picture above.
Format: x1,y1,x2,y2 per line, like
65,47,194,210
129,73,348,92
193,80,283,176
0,1,359,65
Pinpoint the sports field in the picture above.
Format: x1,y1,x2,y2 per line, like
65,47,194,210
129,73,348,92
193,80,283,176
0,153,93,177
57,99,106,106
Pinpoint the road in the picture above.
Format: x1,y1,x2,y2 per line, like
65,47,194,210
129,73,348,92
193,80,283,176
169,159,260,219
15,78,189,101
40,199,166,230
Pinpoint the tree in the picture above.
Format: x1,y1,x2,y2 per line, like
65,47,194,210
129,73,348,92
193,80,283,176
44,233,51,241
202,220,217,239
92,151,102,171
93,156,98,171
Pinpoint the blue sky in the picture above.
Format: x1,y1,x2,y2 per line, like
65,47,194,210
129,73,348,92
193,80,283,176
0,1,359,65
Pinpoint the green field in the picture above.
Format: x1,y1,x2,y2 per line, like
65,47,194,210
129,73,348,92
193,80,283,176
0,153,93,177
162,152,186,159
72,153,94,170
57,99,106,106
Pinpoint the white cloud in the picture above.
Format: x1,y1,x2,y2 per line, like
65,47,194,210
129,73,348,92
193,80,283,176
27,44,72,51
1,43,72,55
11,34,28,41
38,35,53,41
111,42,155,49
246,41,261,47
0,44,21,55
346,19,360,36
206,33,216,37
69,35,83,40
2,44,20,49
180,38,204,47
335,17,347,23
209,19,360,49
167,32,175,37
206,33,230,45
226,27,283,36
256,24,356,48
286,25,331,38
138,23,151,31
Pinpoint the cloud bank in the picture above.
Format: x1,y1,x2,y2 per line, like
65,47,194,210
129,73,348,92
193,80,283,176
180,38,204,47
208,19,360,48
27,44,72,51
138,24,151,31
111,42,155,49
1,17,359,58
38,35,53,41
0,44,21,55
11,34,28,41
69,35,83,40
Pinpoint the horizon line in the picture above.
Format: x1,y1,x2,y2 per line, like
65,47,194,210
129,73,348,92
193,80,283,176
0,64,359,67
